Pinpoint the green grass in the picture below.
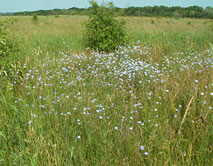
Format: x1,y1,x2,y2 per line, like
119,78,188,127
0,15,213,165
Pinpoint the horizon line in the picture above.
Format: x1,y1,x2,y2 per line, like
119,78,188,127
1,5,210,14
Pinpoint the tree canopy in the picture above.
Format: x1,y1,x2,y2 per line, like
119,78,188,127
6,6,213,19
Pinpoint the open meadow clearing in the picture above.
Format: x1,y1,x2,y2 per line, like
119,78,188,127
0,15,213,165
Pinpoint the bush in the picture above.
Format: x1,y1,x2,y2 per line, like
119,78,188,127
33,14,38,20
84,0,128,52
32,14,38,24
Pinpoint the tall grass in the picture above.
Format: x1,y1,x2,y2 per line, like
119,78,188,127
0,15,212,165
5,16,213,54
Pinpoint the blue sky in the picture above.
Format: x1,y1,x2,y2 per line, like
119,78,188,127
0,0,213,12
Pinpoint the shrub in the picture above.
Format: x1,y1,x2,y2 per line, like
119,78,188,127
84,0,128,52
151,19,155,24
33,14,38,20
32,14,38,24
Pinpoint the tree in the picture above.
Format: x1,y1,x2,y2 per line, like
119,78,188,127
84,0,128,52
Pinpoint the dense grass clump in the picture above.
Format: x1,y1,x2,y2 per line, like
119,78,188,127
0,19,21,71
0,20,11,58
84,1,128,52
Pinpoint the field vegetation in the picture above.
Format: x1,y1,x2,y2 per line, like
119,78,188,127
0,9,213,166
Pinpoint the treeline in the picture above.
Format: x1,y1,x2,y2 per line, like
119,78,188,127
12,6,213,18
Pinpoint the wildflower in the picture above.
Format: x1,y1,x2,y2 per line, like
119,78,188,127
77,136,81,139
114,126,118,130
140,145,144,151
144,152,148,155
31,113,36,118
28,121,32,125
41,105,45,108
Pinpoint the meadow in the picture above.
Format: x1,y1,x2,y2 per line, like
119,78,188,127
0,15,213,165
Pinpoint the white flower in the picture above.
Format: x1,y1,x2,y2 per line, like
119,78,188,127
140,146,144,151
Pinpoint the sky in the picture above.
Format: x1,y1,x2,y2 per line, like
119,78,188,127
0,0,213,13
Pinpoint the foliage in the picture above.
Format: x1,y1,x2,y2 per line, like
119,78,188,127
32,14,39,24
13,6,213,19
84,1,128,52
33,14,38,20
0,20,21,70
0,20,10,58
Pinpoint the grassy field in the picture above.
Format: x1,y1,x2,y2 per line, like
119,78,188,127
0,15,213,165
4,15,213,53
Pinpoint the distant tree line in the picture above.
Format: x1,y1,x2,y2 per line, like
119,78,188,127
8,6,213,18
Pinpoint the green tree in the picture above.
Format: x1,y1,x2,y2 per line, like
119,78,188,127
84,0,128,52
